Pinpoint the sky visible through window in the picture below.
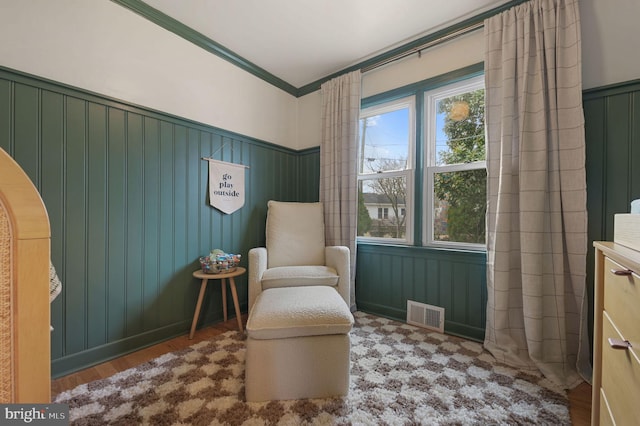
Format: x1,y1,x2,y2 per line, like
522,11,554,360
361,108,409,173
360,107,448,173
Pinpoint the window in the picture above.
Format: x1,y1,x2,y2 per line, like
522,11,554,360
424,76,486,248
356,69,485,249
377,208,389,219
357,96,414,242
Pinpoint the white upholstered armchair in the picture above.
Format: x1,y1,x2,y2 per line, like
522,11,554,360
248,200,350,310
245,200,353,402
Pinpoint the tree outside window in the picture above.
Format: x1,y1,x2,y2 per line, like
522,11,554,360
357,97,414,242
426,76,486,247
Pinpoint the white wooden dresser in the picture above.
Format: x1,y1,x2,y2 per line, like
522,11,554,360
592,241,640,425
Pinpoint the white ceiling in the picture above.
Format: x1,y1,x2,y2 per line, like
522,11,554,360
141,0,512,88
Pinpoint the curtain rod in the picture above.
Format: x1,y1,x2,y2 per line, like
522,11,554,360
361,21,484,74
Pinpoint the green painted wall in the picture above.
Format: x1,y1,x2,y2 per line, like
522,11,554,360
356,244,487,342
0,68,313,377
296,148,320,202
584,80,640,240
583,79,640,340
3,62,637,377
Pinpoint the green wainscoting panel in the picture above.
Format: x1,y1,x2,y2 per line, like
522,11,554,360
356,243,487,342
296,147,320,202
584,80,640,240
0,67,307,377
583,79,640,342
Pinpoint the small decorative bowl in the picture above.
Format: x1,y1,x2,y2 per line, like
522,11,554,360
199,254,241,274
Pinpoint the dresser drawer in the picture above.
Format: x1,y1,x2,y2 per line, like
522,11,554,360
599,389,614,426
601,312,640,425
603,257,640,346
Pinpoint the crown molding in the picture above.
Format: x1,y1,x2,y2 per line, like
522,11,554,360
296,0,528,97
111,0,299,96
113,0,528,98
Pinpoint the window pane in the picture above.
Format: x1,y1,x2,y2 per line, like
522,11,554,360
433,169,486,244
359,107,410,174
435,88,485,166
358,178,407,239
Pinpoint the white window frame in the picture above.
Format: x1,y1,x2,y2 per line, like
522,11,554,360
423,76,486,250
357,96,415,244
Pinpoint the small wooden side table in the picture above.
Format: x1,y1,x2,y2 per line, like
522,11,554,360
190,267,246,339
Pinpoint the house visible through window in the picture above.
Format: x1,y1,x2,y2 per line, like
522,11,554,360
357,96,414,242
357,69,485,250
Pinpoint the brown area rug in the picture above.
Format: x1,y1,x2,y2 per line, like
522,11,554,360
54,312,570,425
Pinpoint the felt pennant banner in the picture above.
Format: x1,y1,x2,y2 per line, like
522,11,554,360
207,159,246,214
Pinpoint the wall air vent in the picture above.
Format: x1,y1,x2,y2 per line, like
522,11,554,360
406,300,445,333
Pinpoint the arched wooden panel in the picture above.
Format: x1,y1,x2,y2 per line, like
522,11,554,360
0,147,50,403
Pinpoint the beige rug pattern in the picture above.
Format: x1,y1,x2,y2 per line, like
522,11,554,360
54,312,570,425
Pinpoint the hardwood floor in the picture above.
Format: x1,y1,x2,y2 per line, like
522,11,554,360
51,315,247,396
568,381,593,425
52,315,592,425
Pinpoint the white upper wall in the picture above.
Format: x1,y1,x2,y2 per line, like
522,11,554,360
296,31,485,150
580,0,640,90
0,0,298,149
361,31,485,99
297,0,640,149
1,0,638,152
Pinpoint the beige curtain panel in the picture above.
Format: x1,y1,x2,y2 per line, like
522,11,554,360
483,0,590,388
320,70,361,310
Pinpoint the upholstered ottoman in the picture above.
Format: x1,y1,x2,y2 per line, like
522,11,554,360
245,285,354,402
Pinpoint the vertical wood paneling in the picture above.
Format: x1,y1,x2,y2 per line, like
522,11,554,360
41,90,65,357
413,261,426,302
173,124,188,320
13,84,39,184
142,117,160,330
426,259,439,302
172,126,188,321
356,245,487,341
210,134,223,253
107,108,126,341
126,113,144,337
604,94,631,239
158,121,175,328
584,97,605,245
439,261,453,318
64,97,87,354
401,257,412,307
297,149,316,202
198,132,212,257
390,256,402,307
451,263,468,325
184,128,201,316
583,81,640,343
583,96,605,339
467,264,485,329
0,79,11,154
186,128,200,265
86,102,108,348
631,92,640,197
219,136,232,250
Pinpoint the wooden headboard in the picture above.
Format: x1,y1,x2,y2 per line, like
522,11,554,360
0,148,51,403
